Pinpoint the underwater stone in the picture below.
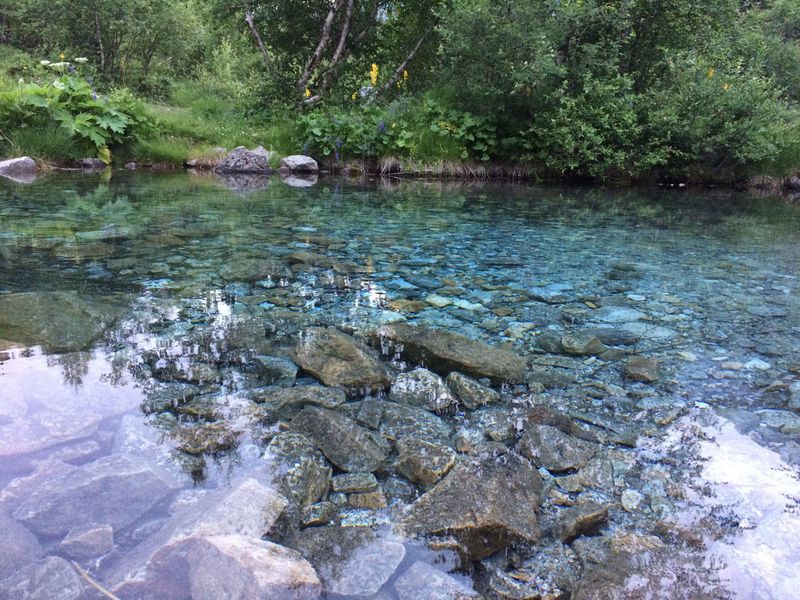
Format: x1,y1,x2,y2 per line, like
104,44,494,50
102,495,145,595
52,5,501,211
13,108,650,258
623,357,660,382
0,556,87,600
0,514,41,579
265,433,331,508
391,368,457,412
394,561,478,600
379,401,453,443
402,455,542,560
293,327,392,394
59,523,114,560
517,424,598,473
375,323,526,384
446,372,500,409
291,406,388,473
559,502,610,543
396,437,457,489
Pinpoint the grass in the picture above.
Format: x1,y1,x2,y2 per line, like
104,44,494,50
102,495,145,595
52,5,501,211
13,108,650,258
0,125,87,162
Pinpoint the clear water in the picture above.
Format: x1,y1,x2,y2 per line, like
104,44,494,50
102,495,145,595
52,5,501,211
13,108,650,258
0,172,799,599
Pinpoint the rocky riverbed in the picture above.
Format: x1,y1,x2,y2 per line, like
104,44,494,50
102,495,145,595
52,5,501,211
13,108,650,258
0,173,798,599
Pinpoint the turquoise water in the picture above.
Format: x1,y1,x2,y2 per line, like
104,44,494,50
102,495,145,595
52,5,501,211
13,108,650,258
0,172,799,599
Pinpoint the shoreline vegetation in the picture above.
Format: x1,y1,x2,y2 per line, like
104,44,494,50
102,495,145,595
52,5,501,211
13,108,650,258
2,0,800,189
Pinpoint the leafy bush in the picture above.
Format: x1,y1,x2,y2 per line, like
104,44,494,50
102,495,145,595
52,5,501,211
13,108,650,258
297,97,498,164
0,59,151,162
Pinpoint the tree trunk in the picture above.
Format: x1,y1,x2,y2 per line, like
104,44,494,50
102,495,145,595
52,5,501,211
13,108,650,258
297,0,345,92
245,7,274,69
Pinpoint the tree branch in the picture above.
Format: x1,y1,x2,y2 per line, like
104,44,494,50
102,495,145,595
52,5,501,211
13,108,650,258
297,0,344,92
245,8,273,70
368,27,432,104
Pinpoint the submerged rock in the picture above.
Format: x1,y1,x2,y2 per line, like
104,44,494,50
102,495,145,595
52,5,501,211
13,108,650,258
108,477,292,599
251,384,346,419
375,323,526,384
391,367,457,412
188,535,321,600
59,523,114,560
517,424,598,473
293,327,392,393
0,514,41,579
0,556,87,600
9,454,181,538
291,406,388,473
292,527,404,597
402,456,542,560
624,356,660,382
446,372,500,409
264,433,331,508
396,437,457,488
559,502,610,543
0,291,125,352
394,561,478,600
379,401,453,443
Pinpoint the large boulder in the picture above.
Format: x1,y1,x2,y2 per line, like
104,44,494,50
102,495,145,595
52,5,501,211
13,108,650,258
402,456,542,560
0,156,36,183
293,327,392,394
107,476,296,599
0,291,125,353
291,406,388,473
188,535,322,600
7,454,182,538
215,146,274,174
374,324,526,385
280,155,319,173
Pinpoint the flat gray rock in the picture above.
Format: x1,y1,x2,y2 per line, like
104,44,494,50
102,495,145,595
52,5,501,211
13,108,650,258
10,454,181,538
0,513,41,579
394,561,478,599
280,155,319,173
0,556,87,600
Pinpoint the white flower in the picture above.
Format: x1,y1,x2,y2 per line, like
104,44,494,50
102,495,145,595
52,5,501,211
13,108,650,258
53,80,65,90
40,60,51,66
74,57,88,64
47,62,70,72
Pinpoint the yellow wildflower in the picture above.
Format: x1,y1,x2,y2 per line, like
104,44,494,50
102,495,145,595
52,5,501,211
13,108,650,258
370,63,379,86
706,67,715,79
352,91,358,101
722,83,730,92
59,52,65,60
304,88,312,98
403,70,409,82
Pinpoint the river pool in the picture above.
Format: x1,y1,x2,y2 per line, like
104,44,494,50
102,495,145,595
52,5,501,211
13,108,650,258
0,172,798,599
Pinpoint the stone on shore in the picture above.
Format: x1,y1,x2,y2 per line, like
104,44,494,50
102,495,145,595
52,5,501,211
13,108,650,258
293,327,392,393
280,155,319,173
375,323,526,384
379,401,453,443
215,146,273,174
624,356,660,382
0,156,36,183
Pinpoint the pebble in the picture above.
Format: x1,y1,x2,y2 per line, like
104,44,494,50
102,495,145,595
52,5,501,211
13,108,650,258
621,489,644,511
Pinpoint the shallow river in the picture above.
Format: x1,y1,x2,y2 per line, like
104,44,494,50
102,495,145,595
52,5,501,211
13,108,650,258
0,172,798,600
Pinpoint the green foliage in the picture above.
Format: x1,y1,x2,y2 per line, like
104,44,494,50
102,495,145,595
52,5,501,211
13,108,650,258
0,59,151,162
298,97,498,163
